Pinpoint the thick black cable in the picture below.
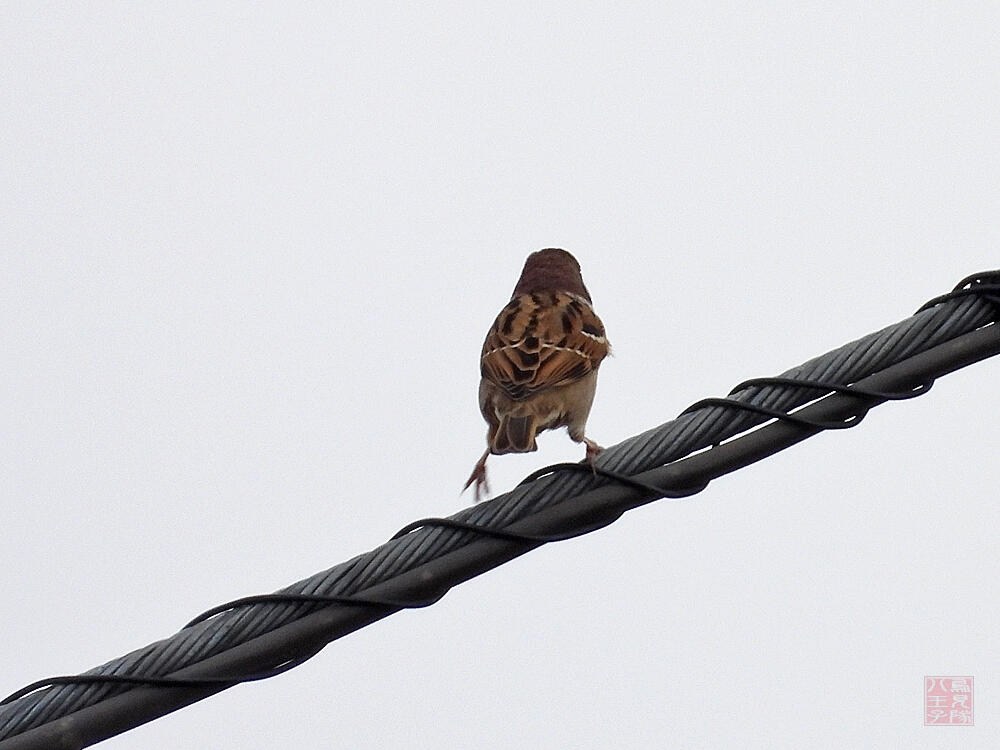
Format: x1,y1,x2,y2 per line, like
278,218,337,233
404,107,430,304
0,370,971,704
0,272,998,749
0,286,994,709
3,321,998,746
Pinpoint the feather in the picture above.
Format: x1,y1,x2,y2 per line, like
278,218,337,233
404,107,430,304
480,292,608,401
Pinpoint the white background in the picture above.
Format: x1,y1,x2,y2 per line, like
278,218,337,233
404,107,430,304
2,3,997,748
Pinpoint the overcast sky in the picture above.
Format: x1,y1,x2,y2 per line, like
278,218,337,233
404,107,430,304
2,3,998,748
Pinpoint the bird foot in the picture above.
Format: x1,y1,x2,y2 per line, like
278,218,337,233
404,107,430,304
462,453,491,502
583,437,604,460
583,438,604,469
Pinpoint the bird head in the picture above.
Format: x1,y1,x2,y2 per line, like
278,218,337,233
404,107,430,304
512,248,591,301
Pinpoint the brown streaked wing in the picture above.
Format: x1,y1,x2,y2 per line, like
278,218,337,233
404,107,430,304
480,292,608,401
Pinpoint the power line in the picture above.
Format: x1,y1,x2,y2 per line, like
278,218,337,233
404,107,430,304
1,272,998,749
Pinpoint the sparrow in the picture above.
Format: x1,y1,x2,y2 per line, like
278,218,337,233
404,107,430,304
464,248,610,501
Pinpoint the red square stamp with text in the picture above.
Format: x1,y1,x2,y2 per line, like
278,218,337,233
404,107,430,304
924,676,973,726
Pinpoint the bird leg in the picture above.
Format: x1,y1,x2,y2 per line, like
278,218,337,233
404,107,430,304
583,437,604,469
463,448,491,502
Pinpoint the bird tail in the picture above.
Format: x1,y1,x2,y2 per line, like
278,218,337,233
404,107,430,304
492,415,538,454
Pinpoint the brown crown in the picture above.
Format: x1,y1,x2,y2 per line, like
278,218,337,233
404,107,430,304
512,248,591,301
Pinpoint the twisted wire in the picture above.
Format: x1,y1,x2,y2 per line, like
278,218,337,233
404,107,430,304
1,272,998,742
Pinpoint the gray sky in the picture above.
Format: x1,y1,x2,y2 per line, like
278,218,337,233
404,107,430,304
2,3,998,748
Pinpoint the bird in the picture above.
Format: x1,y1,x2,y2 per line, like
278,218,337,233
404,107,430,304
464,248,610,501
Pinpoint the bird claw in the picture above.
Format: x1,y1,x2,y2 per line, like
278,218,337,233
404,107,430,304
583,438,604,465
463,457,490,502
